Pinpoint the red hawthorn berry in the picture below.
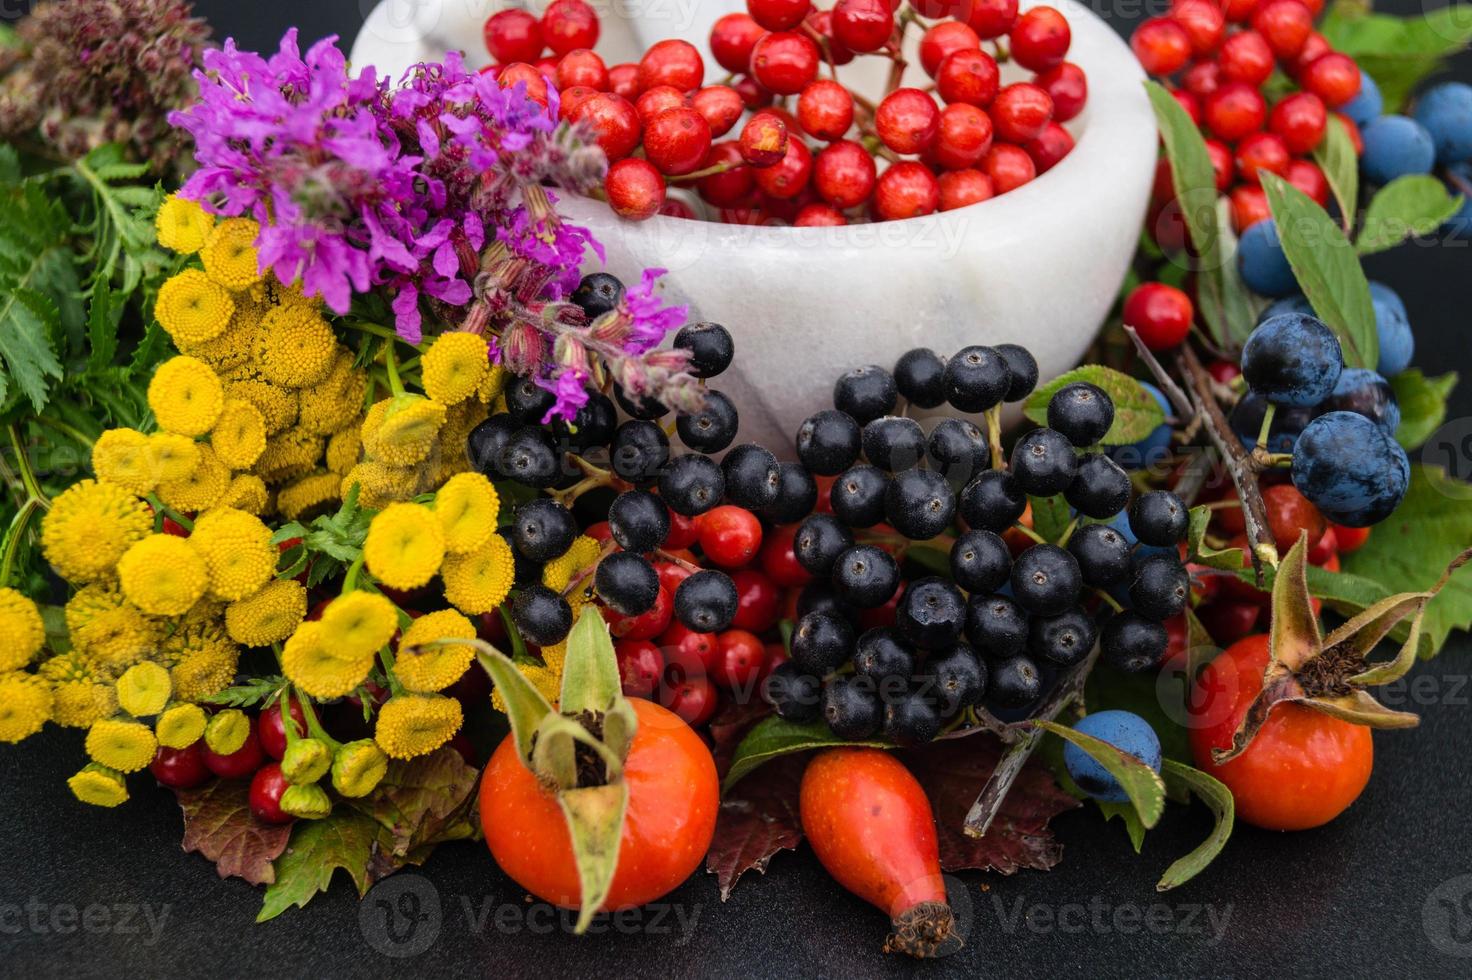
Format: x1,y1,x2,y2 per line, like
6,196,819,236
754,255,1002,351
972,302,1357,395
1025,121,1074,173
991,83,1053,144
1252,0,1314,59
1286,158,1330,206
920,21,981,77
1223,0,1259,21
753,136,814,198
750,31,821,95
636,85,689,125
638,39,704,93
692,85,746,138
1035,62,1088,122
1290,31,1332,77
730,569,782,634
937,48,1001,107
1204,82,1266,141
1333,112,1364,154
484,9,543,64
1169,0,1226,57
934,103,994,170
607,62,640,99
1009,6,1071,73
1124,282,1194,350
733,74,776,109
797,79,856,141
1131,17,1192,77
1333,523,1372,553
536,56,560,79
644,107,713,176
795,202,849,226
1300,53,1362,108
572,92,642,161
833,0,895,53
938,168,995,210
982,143,1036,193
740,112,790,166
710,13,767,74
606,158,667,221
498,63,548,105
963,0,1020,39
1270,91,1328,155
541,0,600,57
1235,131,1290,185
874,161,941,220
814,139,879,208
1230,184,1271,232
699,142,757,208
1218,30,1274,87
876,88,941,154
748,0,812,31
556,49,608,92
616,639,664,698
1181,60,1221,99
1205,138,1234,190
806,9,856,66
1262,484,1327,553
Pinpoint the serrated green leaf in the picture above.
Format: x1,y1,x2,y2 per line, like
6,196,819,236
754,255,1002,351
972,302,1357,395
1156,761,1233,891
258,811,382,922
723,715,887,792
1260,172,1378,370
1023,365,1166,445
1035,720,1167,829
1357,176,1463,255
1313,114,1360,230
0,287,64,410
1392,369,1457,450
85,282,118,372
1096,800,1148,853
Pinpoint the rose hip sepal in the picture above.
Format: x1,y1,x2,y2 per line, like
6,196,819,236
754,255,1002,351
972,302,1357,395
1211,535,1472,765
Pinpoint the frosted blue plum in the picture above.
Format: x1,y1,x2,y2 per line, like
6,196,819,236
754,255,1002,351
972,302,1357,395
1238,219,1298,298
1361,115,1436,185
1414,82,1472,165
1063,710,1162,804
1241,313,1344,406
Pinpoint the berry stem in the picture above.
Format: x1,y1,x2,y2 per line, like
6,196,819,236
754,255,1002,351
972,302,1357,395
984,406,1005,470
145,492,193,533
295,687,344,751
562,539,618,599
1056,517,1079,548
1254,402,1277,453
1011,522,1046,545
655,548,703,574
1092,588,1124,613
666,159,740,183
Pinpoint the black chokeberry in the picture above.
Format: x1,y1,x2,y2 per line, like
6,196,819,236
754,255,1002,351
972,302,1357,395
883,687,941,746
949,529,1011,594
796,409,862,476
1010,427,1078,497
552,392,616,454
610,420,669,487
895,577,966,650
511,498,577,563
499,528,544,586
674,569,739,633
831,544,900,608
1101,611,1169,673
995,344,1039,402
500,426,562,489
613,383,668,421
1048,381,1115,447
965,594,1029,657
722,443,781,511
1129,553,1190,621
1130,490,1189,547
504,375,557,427
765,462,818,525
853,627,914,681
467,414,517,476
960,470,1028,533
927,418,989,489
571,271,624,320
987,655,1043,708
893,347,947,409
764,662,821,721
791,612,856,675
1065,453,1131,520
863,416,926,472
594,552,659,617
920,644,987,716
1067,523,1132,587
831,464,889,528
795,513,854,576
607,489,670,553
1028,606,1097,667
834,365,898,425
512,585,574,647
659,453,724,517
884,468,957,541
1010,543,1083,616
797,581,857,623
674,321,734,379
943,345,1010,412
676,390,739,454
822,676,883,739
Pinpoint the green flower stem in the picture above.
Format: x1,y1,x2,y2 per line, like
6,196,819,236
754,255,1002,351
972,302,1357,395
341,553,366,594
6,425,46,507
295,688,343,751
382,342,407,398
0,498,40,589
1056,517,1079,548
33,414,96,449
145,493,194,532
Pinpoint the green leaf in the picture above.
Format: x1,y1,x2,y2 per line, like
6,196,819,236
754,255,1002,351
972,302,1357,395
1213,197,1262,347
0,144,20,185
1260,172,1378,370
258,811,381,922
1322,0,1472,110
906,544,950,576
1392,369,1457,450
1096,800,1148,853
723,715,886,792
1357,176,1463,255
1029,494,1071,544
1023,365,1166,445
1034,720,1167,829
559,606,622,716
1313,114,1360,230
0,287,64,410
1186,505,1248,572
85,282,118,373
1156,761,1234,892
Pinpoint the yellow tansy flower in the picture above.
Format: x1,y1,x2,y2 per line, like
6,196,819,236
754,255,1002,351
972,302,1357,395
91,428,158,494
364,502,445,590
0,671,50,742
343,460,418,511
319,591,399,660
41,479,151,584
434,472,499,555
189,507,276,600
255,305,336,387
116,661,172,717
155,269,235,345
478,363,508,403
118,534,208,617
421,332,490,405
332,739,389,797
149,355,224,437
220,473,269,515
225,579,307,647
164,626,240,701
276,471,342,521
374,694,463,760
362,395,446,466
326,428,363,476
147,432,201,483
395,609,477,692
224,376,298,435
158,444,230,512
211,398,267,469
281,621,373,699
155,194,215,254
441,534,515,615
85,718,157,772
64,586,161,673
69,764,129,807
155,703,207,749
200,218,262,290
298,351,367,436
253,426,322,485
0,588,44,671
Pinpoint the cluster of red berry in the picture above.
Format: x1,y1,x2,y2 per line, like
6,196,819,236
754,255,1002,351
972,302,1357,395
481,0,1089,225
1131,0,1362,241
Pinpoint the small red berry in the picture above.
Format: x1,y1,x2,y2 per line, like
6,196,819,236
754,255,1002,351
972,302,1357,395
813,140,877,209
1300,53,1362,108
644,107,713,176
498,63,549,106
150,742,212,789
753,136,814,199
740,112,790,167
1208,360,1243,384
605,583,674,641
658,674,718,727
750,31,821,95
1182,60,1221,98
797,79,855,141
1205,138,1234,190
1172,89,1203,126
636,84,689,125
938,168,995,210
964,0,1020,39
874,161,940,220
699,142,757,208
1290,31,1332,77
934,102,994,169
730,569,782,633
1131,17,1192,77
660,622,719,678
1009,6,1071,73
1333,523,1372,553
556,48,608,91
1035,62,1088,122
748,0,812,31
1025,120,1074,173
710,13,767,74
876,87,941,154
1333,112,1364,154
691,85,745,138
732,74,775,110
1223,0,1259,23
795,202,849,226
1235,131,1290,184
1218,30,1274,86
1286,158,1330,207
698,505,764,567
616,639,664,698
806,9,856,66
1230,183,1272,232
714,630,768,692
484,9,543,64
936,48,1000,108
992,82,1053,144
638,39,704,93
983,143,1036,193
920,21,981,78
1124,282,1194,350
572,92,642,161
1262,484,1326,553
608,62,640,99
1169,0,1226,56
833,0,895,53
249,763,294,824
536,56,560,79
1204,82,1266,142
606,157,667,221
1270,91,1327,155
1252,0,1314,59
258,699,306,760
759,524,812,587
201,719,264,780
541,0,600,57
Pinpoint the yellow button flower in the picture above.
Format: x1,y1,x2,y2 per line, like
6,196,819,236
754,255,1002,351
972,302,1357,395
210,398,267,469
224,377,297,435
326,428,363,476
395,609,477,693
362,395,446,466
332,739,389,797
200,218,263,290
116,661,172,717
374,694,463,760
319,591,399,660
117,534,208,617
41,479,152,584
92,428,158,494
155,194,215,255
155,703,207,749
40,652,116,728
204,708,250,755
219,474,269,515
277,471,342,521
189,507,275,600
164,626,240,701
157,444,230,512
0,671,51,742
433,472,499,555
441,534,515,615
146,432,201,484
298,351,367,436
149,355,225,437
0,588,44,671
363,502,445,590
155,269,235,345
253,426,323,485
225,579,307,647
255,305,337,387
421,331,490,405
281,621,373,699
85,717,157,772
64,586,161,672
69,764,129,807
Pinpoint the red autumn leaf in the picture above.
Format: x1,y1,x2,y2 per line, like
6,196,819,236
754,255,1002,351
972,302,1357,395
709,697,773,777
899,734,1081,874
705,752,805,900
175,780,293,886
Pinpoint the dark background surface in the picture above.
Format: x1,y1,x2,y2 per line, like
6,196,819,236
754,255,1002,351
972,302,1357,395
5,1,1472,977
